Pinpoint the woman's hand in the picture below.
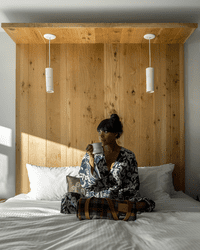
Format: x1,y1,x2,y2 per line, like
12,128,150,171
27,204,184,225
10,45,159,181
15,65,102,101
86,144,93,155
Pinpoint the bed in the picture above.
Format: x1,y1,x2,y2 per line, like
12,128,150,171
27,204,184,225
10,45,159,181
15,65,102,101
1,164,200,250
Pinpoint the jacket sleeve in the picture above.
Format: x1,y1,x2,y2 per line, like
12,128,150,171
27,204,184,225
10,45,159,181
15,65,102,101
111,152,140,200
120,152,155,212
79,153,97,189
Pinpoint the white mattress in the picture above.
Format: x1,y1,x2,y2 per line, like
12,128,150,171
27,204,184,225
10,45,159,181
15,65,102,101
0,192,200,250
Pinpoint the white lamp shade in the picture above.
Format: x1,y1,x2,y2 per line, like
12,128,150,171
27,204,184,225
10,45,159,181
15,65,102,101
45,68,54,93
146,67,154,93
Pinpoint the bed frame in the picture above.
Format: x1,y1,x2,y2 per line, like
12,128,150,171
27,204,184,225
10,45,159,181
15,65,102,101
1,23,198,195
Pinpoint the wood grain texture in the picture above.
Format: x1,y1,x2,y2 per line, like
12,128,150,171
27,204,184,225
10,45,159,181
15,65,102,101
160,44,167,164
140,44,154,166
2,23,198,28
16,44,29,195
28,44,47,192
60,44,68,167
2,23,197,44
179,44,185,192
152,44,162,166
46,44,61,168
104,44,124,146
123,44,141,162
16,43,185,194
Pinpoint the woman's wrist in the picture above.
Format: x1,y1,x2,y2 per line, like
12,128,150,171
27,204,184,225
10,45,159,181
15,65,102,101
88,151,94,157
89,154,94,169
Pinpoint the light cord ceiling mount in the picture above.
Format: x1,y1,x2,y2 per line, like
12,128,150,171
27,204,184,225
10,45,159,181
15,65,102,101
144,34,155,93
44,34,56,93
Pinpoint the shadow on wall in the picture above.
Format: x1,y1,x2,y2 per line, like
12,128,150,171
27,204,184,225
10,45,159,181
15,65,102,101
0,126,13,198
0,154,8,196
184,23,200,199
2,7,200,24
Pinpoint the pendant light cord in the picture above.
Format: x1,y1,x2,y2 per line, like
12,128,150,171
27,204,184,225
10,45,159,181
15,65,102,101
49,38,51,68
149,38,151,67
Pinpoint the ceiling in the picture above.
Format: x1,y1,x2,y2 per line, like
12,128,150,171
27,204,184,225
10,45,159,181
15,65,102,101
1,0,200,34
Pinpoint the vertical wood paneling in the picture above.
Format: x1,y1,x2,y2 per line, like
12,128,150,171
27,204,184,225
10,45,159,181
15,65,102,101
79,44,104,149
104,44,124,146
104,44,121,116
67,44,80,165
46,44,61,167
166,45,173,164
123,44,141,161
179,44,185,192
171,45,180,169
172,44,181,191
16,44,29,194
167,44,181,190
16,43,185,194
152,44,162,166
28,45,46,169
74,44,83,164
160,44,167,164
140,44,154,166
60,44,68,167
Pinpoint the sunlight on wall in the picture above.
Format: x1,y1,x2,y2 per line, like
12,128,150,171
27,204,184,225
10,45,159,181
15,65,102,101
0,153,8,194
22,133,85,166
0,126,12,147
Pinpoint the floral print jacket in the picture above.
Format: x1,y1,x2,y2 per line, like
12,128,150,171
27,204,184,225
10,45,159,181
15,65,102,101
79,147,155,212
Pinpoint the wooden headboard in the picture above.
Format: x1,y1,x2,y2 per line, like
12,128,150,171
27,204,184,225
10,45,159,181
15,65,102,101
2,23,198,195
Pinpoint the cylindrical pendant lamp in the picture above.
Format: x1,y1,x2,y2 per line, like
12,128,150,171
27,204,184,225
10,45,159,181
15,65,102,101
146,67,154,93
144,34,155,93
45,68,54,93
44,34,56,93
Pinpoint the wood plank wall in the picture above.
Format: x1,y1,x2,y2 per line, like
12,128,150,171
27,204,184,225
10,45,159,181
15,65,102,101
16,43,185,194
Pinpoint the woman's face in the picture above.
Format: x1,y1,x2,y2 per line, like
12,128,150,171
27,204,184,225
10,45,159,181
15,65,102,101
98,130,117,145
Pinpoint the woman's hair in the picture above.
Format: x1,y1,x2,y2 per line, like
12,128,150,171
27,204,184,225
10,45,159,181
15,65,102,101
97,114,123,139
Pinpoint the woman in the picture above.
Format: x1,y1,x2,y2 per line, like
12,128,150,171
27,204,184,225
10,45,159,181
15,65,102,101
79,114,155,212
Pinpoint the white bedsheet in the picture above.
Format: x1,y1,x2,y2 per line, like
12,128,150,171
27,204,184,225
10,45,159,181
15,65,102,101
0,192,200,250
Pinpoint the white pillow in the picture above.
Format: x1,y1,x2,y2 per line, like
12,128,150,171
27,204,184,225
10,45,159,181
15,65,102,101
26,164,80,200
138,163,175,201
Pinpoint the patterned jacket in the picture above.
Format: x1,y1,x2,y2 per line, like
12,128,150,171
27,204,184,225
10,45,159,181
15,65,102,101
79,147,155,212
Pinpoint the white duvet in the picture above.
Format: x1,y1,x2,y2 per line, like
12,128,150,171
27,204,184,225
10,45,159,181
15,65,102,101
0,192,200,250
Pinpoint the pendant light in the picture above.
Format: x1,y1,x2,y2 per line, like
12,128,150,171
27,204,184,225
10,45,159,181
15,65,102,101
144,34,155,93
44,34,56,93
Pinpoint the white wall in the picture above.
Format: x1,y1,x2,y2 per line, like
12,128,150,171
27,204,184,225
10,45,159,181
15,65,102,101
0,32,15,198
0,22,200,200
184,27,200,199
